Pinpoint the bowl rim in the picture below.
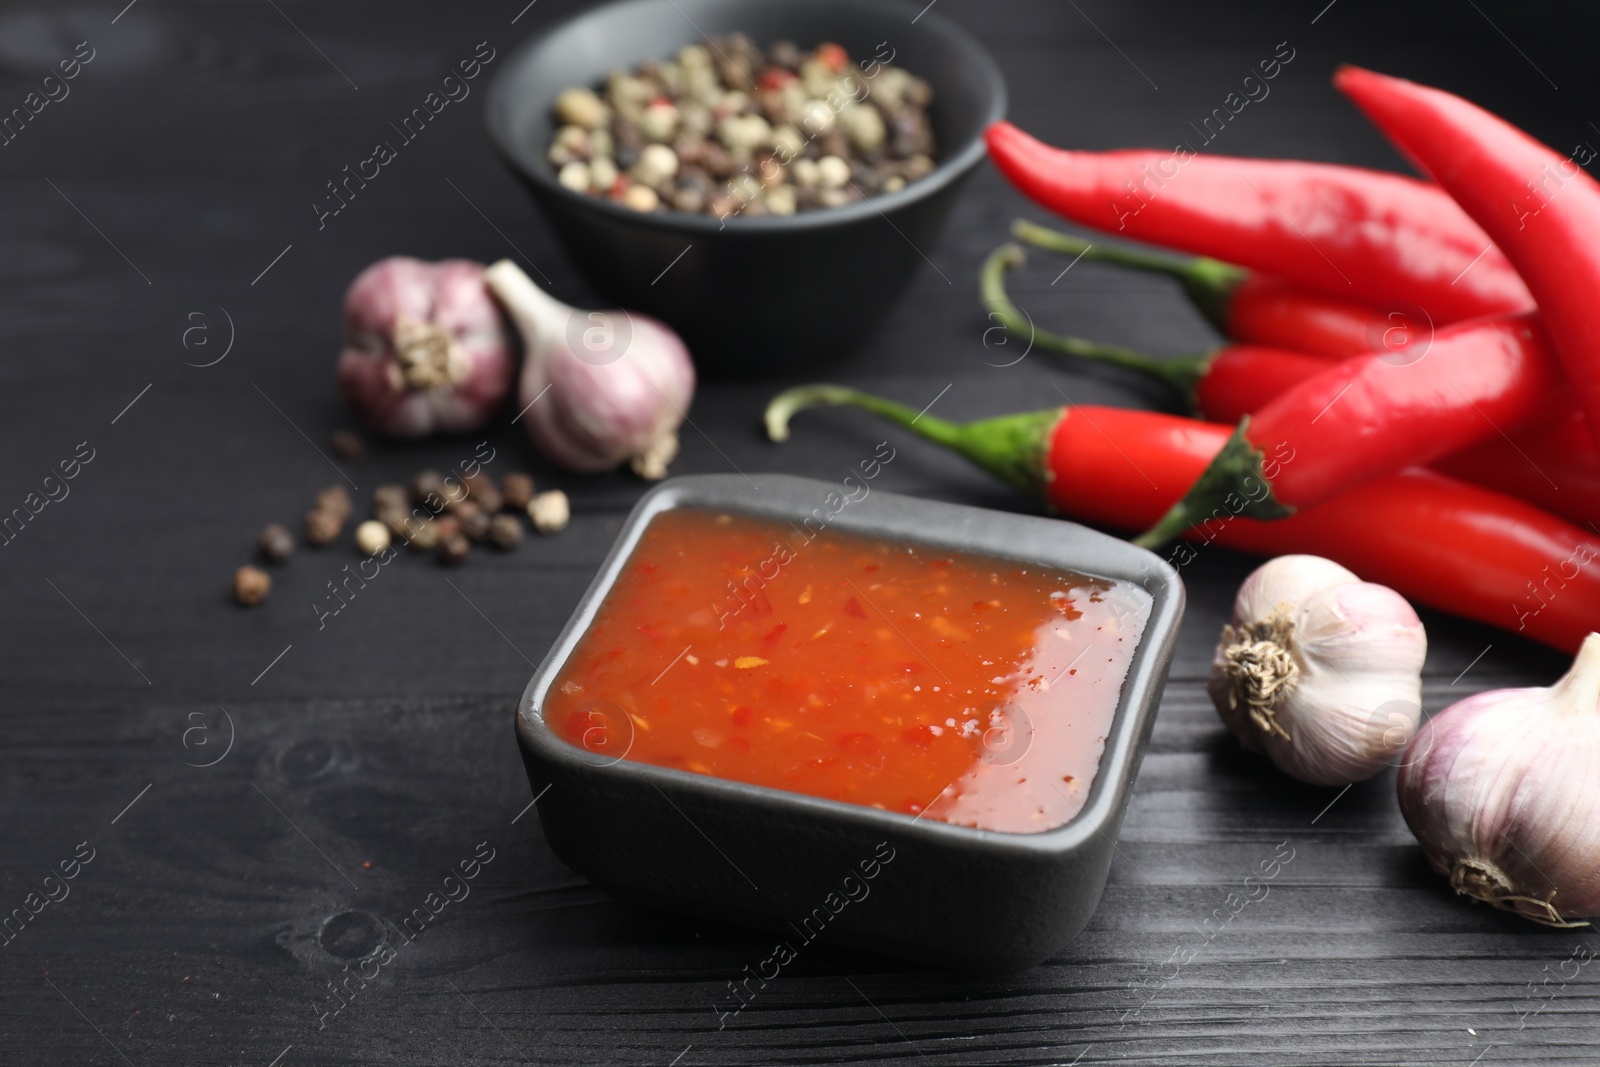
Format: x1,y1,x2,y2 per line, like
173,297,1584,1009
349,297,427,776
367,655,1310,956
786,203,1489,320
516,474,1184,860
483,0,1008,234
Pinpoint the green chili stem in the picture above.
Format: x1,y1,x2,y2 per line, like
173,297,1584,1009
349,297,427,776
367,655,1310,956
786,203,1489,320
979,243,1209,400
764,384,1059,501
1010,219,1246,334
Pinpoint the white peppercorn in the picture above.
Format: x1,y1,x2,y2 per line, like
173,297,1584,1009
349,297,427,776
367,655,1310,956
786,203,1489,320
792,157,821,189
589,155,618,192
555,86,608,129
639,100,680,143
816,155,851,190
355,520,390,556
717,113,771,152
619,183,660,212
558,161,592,192
528,490,571,535
632,143,679,188
766,185,797,216
840,104,886,152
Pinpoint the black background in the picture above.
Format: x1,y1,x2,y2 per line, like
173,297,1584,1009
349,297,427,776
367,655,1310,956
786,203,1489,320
2,1,1595,1063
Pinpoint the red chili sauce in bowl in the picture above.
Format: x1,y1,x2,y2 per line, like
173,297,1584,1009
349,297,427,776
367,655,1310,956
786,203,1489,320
545,509,1149,833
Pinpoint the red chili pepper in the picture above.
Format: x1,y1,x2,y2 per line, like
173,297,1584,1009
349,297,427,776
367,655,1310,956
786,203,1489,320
1334,66,1600,448
984,121,1532,324
764,385,1600,652
1011,220,1425,359
1194,354,1600,533
1137,311,1562,547
983,244,1600,530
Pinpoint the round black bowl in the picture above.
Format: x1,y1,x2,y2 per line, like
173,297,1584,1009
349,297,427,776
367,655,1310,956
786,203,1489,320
485,0,1006,376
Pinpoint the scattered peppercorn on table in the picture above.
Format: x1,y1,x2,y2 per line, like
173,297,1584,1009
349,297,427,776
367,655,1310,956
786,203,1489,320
7,1,1599,1064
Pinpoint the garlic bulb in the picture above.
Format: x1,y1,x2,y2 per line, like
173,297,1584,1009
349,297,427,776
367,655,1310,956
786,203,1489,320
1398,633,1600,927
483,260,694,479
1208,555,1427,786
337,258,516,436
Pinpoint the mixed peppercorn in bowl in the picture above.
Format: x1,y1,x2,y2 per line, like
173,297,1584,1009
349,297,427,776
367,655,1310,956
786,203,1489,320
543,35,938,219
484,0,1005,369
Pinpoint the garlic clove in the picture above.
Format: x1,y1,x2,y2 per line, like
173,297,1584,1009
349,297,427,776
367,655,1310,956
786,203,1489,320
1398,632,1600,926
484,259,695,476
1209,554,1427,786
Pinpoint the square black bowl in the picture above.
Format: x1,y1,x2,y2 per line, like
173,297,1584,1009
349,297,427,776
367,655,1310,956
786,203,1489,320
515,474,1184,971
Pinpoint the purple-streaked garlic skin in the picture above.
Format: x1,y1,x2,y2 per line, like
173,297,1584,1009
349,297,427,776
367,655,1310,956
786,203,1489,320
338,257,516,436
522,312,693,472
1207,554,1427,786
1397,632,1600,926
484,259,695,475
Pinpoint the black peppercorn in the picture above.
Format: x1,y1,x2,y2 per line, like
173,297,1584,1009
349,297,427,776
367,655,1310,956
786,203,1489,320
501,472,536,511
406,517,440,551
373,484,408,514
456,500,491,542
315,485,352,523
437,534,470,566
258,523,294,563
411,470,447,508
233,565,271,606
463,471,503,514
330,429,364,462
488,514,524,549
305,508,342,547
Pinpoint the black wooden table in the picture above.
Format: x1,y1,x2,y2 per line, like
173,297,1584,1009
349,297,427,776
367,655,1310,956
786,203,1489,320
4,1,1597,1063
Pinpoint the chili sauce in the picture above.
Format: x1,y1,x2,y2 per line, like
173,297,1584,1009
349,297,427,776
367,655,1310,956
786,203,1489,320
545,509,1149,833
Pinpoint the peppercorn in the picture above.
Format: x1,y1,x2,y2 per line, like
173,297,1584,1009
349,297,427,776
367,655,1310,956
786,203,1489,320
437,534,470,566
406,517,440,551
463,471,503,513
488,514,525,550
305,508,342,547
501,472,536,511
330,429,364,462
528,490,571,535
412,470,447,507
376,505,413,539
258,523,294,564
456,499,491,542
434,514,462,542
768,39,803,71
373,484,409,514
355,520,391,556
315,485,352,523
233,565,271,606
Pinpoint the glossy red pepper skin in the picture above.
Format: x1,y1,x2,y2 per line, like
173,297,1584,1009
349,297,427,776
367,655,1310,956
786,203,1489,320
1138,312,1564,546
765,387,1600,652
983,242,1600,528
985,121,1532,324
1225,275,1423,359
1335,66,1600,449
1008,220,1417,358
1191,346,1600,532
1043,407,1597,652
1248,313,1559,504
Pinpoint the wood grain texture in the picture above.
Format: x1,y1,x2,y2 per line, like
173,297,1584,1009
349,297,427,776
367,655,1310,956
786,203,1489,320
0,1,1596,1063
